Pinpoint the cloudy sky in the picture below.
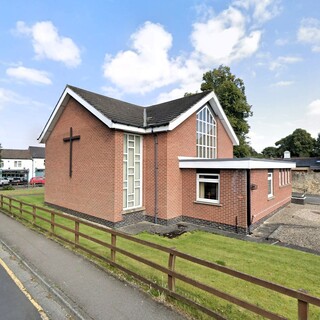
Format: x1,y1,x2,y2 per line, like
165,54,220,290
1,0,319,152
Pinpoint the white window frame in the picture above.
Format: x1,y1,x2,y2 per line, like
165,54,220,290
268,171,273,198
123,133,143,210
14,160,22,168
196,105,217,159
196,173,220,204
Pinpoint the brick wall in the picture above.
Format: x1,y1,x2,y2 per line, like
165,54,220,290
250,169,292,224
181,169,247,229
143,110,236,222
45,97,120,222
217,118,234,158
45,97,238,227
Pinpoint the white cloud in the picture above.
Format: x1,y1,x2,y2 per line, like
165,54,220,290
307,99,320,115
6,66,52,85
0,88,26,109
233,0,282,24
271,80,294,87
103,22,198,94
102,1,280,98
297,18,320,52
269,55,303,71
15,21,81,67
191,7,261,65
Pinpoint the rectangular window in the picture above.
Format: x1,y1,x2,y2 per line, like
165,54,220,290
268,171,273,198
14,161,22,168
197,173,220,204
123,133,142,209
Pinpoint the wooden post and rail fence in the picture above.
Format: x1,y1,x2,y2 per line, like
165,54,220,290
0,194,319,319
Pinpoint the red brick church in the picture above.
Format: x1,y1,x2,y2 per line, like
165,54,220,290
39,85,295,233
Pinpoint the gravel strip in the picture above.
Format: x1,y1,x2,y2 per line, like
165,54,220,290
252,203,320,253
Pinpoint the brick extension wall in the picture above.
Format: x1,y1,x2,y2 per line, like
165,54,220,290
250,169,292,224
181,169,248,230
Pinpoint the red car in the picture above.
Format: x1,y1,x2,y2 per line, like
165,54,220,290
30,177,45,185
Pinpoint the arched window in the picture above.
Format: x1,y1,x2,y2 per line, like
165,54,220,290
196,105,217,158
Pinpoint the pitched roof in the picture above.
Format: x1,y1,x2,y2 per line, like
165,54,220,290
1,149,31,159
68,85,144,127
29,146,45,158
146,91,210,126
38,85,239,145
1,147,45,160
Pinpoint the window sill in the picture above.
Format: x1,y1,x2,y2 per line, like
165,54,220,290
268,196,275,201
279,184,291,188
122,206,145,214
194,200,222,207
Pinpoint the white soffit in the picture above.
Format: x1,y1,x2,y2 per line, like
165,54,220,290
178,157,296,169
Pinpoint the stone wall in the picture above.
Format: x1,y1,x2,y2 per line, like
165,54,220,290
292,171,320,194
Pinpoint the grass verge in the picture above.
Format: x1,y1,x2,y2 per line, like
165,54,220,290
1,188,320,319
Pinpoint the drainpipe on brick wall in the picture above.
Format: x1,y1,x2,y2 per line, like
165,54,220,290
153,132,159,224
246,169,252,234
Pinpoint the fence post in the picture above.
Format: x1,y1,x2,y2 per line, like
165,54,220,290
168,251,176,292
19,202,22,216
9,198,12,214
51,212,55,235
0,194,2,209
111,234,117,262
75,221,79,247
32,206,36,224
298,299,308,320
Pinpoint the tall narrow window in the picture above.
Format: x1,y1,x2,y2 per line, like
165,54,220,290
196,105,217,158
123,134,142,209
268,171,273,198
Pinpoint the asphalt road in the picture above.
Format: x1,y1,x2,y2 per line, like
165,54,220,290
0,262,42,320
0,213,185,320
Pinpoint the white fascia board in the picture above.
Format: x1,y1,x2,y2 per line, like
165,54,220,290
112,123,146,134
167,91,215,131
38,87,114,143
38,89,70,143
178,157,296,169
145,125,170,133
167,91,239,146
67,88,113,128
209,94,239,146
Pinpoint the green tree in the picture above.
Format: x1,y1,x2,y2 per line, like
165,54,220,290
200,65,253,157
261,146,280,158
314,133,320,156
275,129,316,157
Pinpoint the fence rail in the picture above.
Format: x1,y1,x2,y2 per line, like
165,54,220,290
1,194,320,319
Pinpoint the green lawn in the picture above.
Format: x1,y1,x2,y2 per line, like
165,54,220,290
1,188,320,319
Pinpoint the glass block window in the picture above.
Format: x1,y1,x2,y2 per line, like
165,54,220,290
196,105,217,158
123,134,142,209
268,171,273,198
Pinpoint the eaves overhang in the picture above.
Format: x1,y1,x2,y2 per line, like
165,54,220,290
178,157,297,169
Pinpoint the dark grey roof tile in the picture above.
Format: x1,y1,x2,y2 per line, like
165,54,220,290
68,85,144,127
68,85,212,129
146,91,211,126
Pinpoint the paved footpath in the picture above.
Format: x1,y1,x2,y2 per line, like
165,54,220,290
0,213,186,320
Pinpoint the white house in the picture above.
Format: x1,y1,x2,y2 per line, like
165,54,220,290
0,146,45,182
